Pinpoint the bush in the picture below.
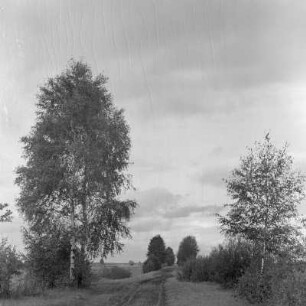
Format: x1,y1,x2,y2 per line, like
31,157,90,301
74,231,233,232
24,226,91,288
24,228,71,288
236,260,272,304
12,271,46,297
237,259,306,305
269,268,306,306
178,257,211,282
142,254,161,273
0,239,22,297
208,239,253,286
177,238,254,287
102,266,131,279
129,260,135,266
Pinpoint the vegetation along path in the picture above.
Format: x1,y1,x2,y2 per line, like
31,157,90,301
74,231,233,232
2,265,251,306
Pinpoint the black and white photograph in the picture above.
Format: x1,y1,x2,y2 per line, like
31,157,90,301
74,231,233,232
0,1,306,305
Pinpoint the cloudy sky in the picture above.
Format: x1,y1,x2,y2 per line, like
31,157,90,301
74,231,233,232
1,0,306,262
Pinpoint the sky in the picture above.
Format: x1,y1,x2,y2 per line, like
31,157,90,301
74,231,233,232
1,0,306,262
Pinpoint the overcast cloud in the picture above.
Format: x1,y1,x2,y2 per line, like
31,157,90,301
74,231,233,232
1,0,306,262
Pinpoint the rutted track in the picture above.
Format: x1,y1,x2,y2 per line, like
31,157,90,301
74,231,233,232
113,267,172,306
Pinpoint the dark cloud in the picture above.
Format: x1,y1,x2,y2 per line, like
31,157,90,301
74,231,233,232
4,0,306,121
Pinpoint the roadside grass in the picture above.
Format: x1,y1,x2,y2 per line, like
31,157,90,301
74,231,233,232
1,264,253,306
165,276,253,306
0,263,165,306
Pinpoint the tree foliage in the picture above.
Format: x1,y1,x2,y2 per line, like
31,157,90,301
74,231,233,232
142,254,162,273
15,60,136,283
0,203,12,222
147,235,166,265
0,239,22,297
218,134,305,268
177,236,199,265
165,247,175,266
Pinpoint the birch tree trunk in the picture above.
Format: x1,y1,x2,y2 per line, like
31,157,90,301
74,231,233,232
261,239,266,274
70,200,76,283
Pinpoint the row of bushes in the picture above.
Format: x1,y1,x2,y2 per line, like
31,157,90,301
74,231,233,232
178,238,306,305
178,238,253,287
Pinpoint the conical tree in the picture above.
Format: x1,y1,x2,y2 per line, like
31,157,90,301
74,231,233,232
147,235,166,265
165,247,175,266
177,236,199,265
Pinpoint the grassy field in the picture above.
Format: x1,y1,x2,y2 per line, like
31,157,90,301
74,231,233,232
0,263,252,306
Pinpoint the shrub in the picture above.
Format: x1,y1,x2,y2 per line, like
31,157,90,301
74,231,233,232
129,260,135,266
177,238,254,287
178,257,211,282
142,254,161,273
0,239,22,297
24,226,91,288
24,228,71,288
12,271,46,297
269,268,306,306
102,266,131,279
237,259,306,305
208,239,254,286
236,260,272,304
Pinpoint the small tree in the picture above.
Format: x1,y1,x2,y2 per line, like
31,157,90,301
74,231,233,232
165,247,175,266
177,236,199,265
147,235,166,265
218,134,305,273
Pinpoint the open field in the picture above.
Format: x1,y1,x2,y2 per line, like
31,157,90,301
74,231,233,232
1,264,252,306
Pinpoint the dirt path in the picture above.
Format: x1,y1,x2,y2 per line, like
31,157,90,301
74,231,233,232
165,277,250,306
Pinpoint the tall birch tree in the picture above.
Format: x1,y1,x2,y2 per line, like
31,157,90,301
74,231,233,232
16,60,136,283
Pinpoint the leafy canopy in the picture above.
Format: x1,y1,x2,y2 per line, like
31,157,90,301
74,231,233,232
0,203,12,222
177,236,199,265
16,60,136,258
218,134,305,256
147,234,166,264
165,247,175,266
